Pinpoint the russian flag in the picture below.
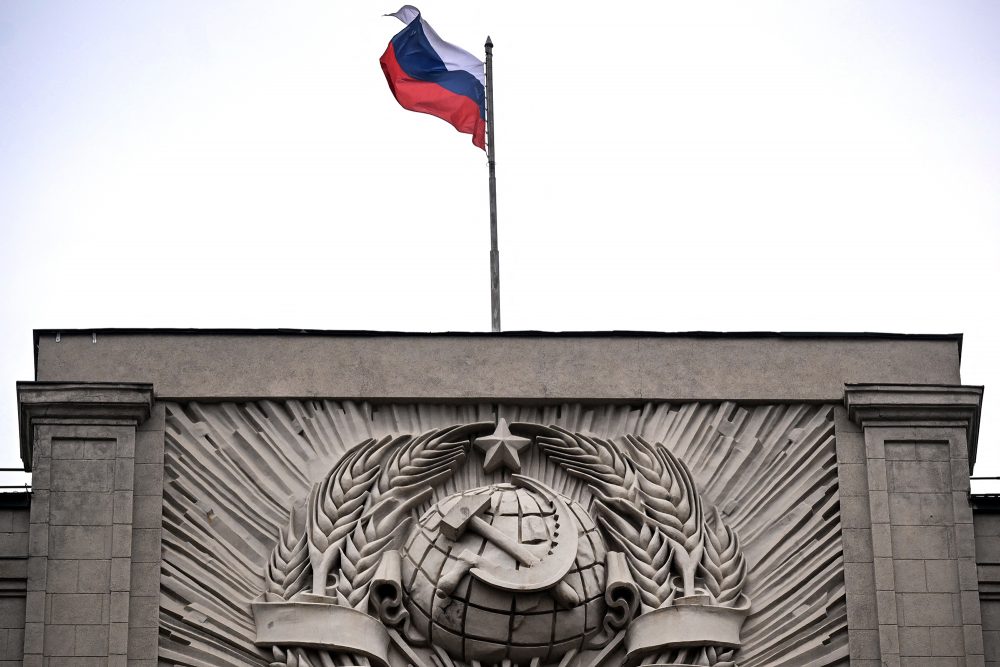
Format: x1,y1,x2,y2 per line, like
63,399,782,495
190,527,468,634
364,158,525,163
380,6,487,150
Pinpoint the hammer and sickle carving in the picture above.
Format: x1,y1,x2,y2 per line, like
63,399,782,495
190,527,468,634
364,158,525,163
435,475,581,606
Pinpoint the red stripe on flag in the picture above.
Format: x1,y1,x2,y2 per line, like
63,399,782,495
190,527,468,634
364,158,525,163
380,43,486,150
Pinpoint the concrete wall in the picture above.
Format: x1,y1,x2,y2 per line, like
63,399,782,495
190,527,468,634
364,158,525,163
127,405,164,666
0,502,28,667
34,331,962,402
844,385,985,666
5,333,987,666
974,506,1000,666
16,384,155,666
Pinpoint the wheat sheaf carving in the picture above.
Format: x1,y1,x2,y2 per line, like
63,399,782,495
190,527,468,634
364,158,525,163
534,427,747,612
260,425,488,667
264,508,309,600
533,427,748,666
264,425,484,607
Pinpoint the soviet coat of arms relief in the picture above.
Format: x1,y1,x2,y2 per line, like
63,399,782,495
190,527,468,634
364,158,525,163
253,420,750,667
160,401,847,667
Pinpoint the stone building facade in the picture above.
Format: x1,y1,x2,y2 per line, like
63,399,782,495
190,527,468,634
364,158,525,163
1,330,995,666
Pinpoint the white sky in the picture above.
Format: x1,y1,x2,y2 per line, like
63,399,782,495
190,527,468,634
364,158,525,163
1,1,998,487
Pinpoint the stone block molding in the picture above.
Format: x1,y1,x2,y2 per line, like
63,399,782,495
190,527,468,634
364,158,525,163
844,383,985,667
17,382,153,472
846,383,984,472
16,382,154,666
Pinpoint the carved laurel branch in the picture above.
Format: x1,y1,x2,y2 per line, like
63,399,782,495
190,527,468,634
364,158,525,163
533,425,746,613
337,425,479,610
263,424,488,610
264,442,377,602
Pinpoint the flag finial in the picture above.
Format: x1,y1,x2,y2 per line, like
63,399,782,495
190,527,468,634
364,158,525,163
485,35,493,48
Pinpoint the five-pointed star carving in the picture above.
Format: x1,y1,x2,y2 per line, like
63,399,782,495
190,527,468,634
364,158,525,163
474,418,532,473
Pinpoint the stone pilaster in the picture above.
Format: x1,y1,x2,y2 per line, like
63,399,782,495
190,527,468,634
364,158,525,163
18,382,152,667
126,403,164,666
846,383,984,667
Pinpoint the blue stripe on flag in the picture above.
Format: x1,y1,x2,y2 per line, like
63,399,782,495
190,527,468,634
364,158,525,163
390,19,486,119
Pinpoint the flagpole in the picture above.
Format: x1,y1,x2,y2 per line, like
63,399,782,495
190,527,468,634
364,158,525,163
485,36,500,333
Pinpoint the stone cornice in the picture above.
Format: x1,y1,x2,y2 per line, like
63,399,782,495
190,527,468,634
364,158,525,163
33,333,962,402
844,383,984,469
17,381,154,471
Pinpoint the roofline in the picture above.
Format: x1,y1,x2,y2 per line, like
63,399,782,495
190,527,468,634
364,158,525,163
32,328,963,378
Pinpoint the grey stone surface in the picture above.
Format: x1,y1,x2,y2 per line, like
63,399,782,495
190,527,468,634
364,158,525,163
845,384,986,665
0,334,991,667
15,383,150,665
0,505,28,666
974,506,1000,666
125,408,163,664
163,399,846,666
846,383,983,470
16,382,152,471
35,331,960,402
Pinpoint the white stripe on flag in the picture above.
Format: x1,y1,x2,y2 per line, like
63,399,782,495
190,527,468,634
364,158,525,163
387,5,485,87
